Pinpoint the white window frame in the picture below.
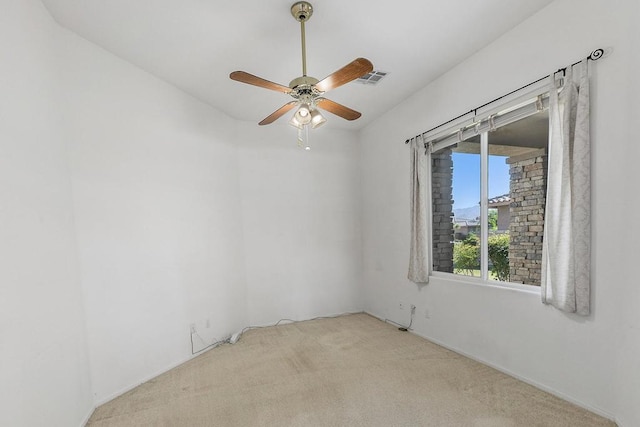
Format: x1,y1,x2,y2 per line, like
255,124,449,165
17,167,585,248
425,84,551,293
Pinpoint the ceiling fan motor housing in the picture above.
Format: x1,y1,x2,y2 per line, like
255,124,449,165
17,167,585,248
291,1,313,22
289,76,319,90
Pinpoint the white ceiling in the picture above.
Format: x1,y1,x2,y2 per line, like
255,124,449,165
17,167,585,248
41,0,554,130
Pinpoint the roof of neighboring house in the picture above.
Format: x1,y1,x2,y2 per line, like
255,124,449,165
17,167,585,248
453,218,480,227
488,194,511,207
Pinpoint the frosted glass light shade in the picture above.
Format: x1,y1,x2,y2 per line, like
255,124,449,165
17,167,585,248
294,104,312,125
310,109,326,128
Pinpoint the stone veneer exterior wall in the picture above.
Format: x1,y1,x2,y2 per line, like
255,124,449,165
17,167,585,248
431,149,454,273
507,151,547,285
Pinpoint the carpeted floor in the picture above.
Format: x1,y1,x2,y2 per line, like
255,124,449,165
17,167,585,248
87,313,615,426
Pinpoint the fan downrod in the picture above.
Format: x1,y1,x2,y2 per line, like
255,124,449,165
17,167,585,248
291,1,313,22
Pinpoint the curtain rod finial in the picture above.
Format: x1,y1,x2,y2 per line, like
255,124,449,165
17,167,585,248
589,48,604,61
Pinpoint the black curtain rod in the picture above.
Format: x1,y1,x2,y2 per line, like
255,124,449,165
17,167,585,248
405,48,605,144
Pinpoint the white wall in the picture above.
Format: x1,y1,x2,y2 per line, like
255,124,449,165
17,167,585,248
2,0,364,412
56,29,249,403
360,0,638,424
613,2,640,425
237,122,363,326
0,1,93,425
54,9,363,404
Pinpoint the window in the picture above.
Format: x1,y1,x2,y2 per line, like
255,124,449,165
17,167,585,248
429,96,549,287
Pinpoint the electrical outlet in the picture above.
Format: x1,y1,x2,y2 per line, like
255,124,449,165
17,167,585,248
190,323,196,334
399,302,405,310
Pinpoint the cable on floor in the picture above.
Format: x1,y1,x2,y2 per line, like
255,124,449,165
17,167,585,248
190,311,362,355
190,332,228,355
237,311,362,339
385,305,415,332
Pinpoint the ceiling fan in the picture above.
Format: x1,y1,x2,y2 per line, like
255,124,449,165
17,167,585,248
230,1,373,129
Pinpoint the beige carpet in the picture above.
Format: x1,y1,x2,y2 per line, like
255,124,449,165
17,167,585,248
87,313,615,426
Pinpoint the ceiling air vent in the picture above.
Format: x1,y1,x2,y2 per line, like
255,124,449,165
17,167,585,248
356,70,388,85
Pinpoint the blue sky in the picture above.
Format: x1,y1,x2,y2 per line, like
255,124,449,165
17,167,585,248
451,152,510,209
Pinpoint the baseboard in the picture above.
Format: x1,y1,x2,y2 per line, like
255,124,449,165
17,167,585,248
94,350,208,406
80,405,95,427
364,311,617,423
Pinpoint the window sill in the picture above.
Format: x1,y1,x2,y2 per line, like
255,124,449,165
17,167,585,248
430,271,542,295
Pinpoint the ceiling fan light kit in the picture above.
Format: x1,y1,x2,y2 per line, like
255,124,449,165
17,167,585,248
230,1,374,147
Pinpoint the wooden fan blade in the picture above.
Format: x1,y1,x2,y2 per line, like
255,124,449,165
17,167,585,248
230,71,291,94
259,101,298,126
314,58,373,93
316,98,361,121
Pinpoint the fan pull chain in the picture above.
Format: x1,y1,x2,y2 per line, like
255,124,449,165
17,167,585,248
297,125,311,150
297,127,304,147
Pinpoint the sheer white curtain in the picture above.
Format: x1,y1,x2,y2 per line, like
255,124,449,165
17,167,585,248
541,60,591,315
408,135,429,283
